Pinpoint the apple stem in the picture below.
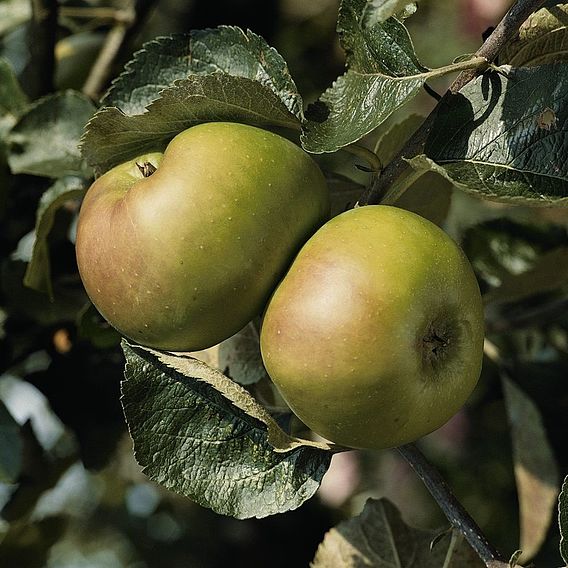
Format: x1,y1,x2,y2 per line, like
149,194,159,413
136,162,157,177
361,0,547,206
397,443,510,567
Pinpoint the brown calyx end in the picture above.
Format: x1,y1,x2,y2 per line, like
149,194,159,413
421,319,457,371
136,161,157,178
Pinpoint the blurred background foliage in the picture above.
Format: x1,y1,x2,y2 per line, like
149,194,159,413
1,0,567,566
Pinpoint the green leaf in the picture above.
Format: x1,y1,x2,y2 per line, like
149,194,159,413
560,475,568,563
462,219,568,289
23,176,86,299
312,498,483,567
483,247,568,305
7,91,95,178
103,27,303,120
121,342,333,519
0,400,21,483
218,322,269,386
362,1,419,27
327,172,365,216
0,57,27,136
338,0,425,75
501,4,568,67
76,303,121,350
303,72,424,153
83,73,300,173
0,0,30,37
302,0,428,153
424,65,568,205
374,112,424,166
502,375,559,561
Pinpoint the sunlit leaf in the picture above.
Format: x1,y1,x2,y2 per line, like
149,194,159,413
501,4,568,67
103,27,303,119
83,73,299,173
121,342,333,519
312,498,483,567
7,91,95,178
502,375,560,561
423,65,568,205
24,176,86,299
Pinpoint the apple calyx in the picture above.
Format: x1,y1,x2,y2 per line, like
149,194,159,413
421,320,456,370
136,161,157,177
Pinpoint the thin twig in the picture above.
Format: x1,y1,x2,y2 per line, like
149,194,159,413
23,0,58,98
361,0,547,205
398,443,512,568
82,0,159,100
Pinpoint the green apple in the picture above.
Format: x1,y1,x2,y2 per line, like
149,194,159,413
260,205,484,449
76,122,329,351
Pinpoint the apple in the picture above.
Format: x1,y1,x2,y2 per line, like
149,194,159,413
76,122,329,351
260,205,484,449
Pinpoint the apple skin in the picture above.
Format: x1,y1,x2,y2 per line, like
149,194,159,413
260,205,484,449
76,122,329,351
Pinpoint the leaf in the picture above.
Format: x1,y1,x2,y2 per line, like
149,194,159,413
218,322,269,385
82,73,300,173
560,475,568,564
0,0,30,37
121,342,333,519
302,0,429,153
103,27,303,120
0,57,27,135
327,172,365,216
0,400,21,483
374,113,424,166
7,91,95,178
502,375,560,561
338,0,425,76
462,218,568,289
312,498,483,567
483,247,568,305
501,4,568,67
362,1,419,27
23,176,86,299
424,65,568,205
394,171,453,227
302,72,425,153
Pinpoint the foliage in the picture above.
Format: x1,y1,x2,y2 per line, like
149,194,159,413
0,0,567,566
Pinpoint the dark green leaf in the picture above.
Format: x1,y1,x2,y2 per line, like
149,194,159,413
83,73,300,173
374,112,424,166
23,176,86,299
502,376,559,560
121,342,332,519
0,57,27,135
462,218,568,289
7,91,95,178
312,498,483,567
424,65,568,205
76,303,121,350
338,0,425,75
483,247,568,305
501,4,568,67
560,475,568,563
327,172,365,216
103,27,303,120
302,72,424,153
302,0,429,153
0,400,21,483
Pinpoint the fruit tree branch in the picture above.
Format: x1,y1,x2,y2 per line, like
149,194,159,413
361,0,547,205
398,443,515,568
24,0,58,98
83,0,159,100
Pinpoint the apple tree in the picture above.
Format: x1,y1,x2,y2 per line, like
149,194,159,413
0,0,567,566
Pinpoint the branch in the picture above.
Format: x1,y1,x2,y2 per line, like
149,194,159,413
82,0,159,100
361,0,547,205
23,0,58,99
398,443,515,568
